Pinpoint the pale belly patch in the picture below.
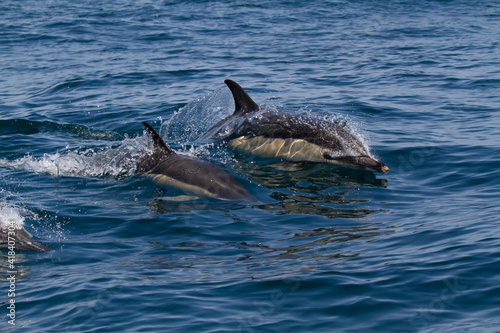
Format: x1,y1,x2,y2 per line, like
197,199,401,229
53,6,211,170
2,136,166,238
147,173,221,199
228,136,327,162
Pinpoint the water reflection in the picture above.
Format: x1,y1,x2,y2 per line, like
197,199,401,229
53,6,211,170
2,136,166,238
238,159,387,190
0,252,31,281
237,223,390,263
137,221,393,282
243,160,386,219
261,193,378,219
148,196,247,214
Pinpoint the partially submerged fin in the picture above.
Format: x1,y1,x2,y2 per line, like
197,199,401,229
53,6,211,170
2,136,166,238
142,122,175,155
224,79,259,116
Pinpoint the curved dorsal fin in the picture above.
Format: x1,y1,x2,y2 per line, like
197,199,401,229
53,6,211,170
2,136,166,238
224,79,259,116
142,122,175,155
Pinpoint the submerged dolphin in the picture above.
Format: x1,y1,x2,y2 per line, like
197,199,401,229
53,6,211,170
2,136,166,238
138,122,256,202
199,80,388,173
0,226,53,252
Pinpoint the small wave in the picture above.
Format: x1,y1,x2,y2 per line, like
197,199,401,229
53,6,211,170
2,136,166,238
31,77,94,97
0,119,124,141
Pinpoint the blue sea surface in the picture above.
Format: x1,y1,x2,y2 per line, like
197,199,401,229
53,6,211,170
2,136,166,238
1,1,500,332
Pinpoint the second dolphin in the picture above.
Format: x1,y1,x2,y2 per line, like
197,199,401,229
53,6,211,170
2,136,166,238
139,122,256,202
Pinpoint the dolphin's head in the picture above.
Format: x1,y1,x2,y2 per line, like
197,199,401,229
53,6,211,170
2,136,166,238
318,126,389,173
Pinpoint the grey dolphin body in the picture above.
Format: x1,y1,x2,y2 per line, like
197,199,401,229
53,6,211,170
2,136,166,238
139,122,256,202
0,227,53,252
200,80,389,173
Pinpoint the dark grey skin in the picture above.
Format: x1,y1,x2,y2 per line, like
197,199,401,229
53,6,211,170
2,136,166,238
1,227,53,252
139,122,256,202
199,80,389,173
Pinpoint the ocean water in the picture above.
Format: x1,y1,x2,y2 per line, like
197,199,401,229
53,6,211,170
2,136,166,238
1,1,500,332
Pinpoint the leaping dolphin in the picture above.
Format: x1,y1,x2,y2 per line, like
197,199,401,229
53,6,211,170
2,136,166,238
199,80,388,173
138,122,256,202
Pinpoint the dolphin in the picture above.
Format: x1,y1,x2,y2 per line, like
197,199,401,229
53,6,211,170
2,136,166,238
199,80,389,173
0,226,53,252
138,122,256,202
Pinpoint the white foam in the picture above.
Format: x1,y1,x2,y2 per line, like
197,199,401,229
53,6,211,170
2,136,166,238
0,202,30,230
0,135,150,179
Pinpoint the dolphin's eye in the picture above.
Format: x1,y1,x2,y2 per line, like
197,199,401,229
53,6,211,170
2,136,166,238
323,152,334,160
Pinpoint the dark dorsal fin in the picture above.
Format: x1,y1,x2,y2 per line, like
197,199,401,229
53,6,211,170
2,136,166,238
142,122,175,155
224,79,259,116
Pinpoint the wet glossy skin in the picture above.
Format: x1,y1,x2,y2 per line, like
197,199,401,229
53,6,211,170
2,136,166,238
202,80,389,173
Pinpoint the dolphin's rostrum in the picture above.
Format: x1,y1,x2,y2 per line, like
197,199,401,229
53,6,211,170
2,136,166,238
139,122,256,201
200,80,389,173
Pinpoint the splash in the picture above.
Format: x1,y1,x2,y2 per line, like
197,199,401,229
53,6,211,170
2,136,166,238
0,192,60,252
163,85,234,142
0,200,54,252
0,134,150,179
0,201,30,230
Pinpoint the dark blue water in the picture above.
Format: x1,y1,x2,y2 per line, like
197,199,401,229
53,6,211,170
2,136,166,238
1,1,500,332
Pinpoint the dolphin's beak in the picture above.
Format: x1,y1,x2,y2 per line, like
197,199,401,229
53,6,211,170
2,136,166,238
323,154,389,173
356,156,389,173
